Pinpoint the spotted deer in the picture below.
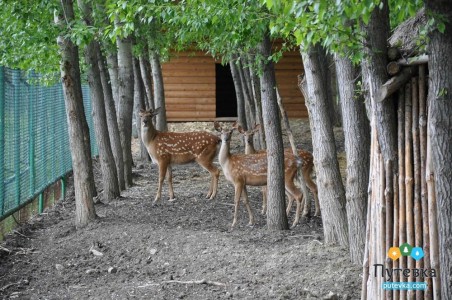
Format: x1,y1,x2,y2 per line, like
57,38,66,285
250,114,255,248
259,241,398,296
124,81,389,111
214,121,305,228
235,123,320,217
139,108,220,203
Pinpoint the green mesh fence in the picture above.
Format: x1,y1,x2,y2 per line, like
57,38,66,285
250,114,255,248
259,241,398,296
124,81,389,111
0,66,98,219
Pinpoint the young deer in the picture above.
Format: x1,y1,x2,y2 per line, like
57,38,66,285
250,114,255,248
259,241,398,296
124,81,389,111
140,108,220,203
214,121,304,228
236,123,320,217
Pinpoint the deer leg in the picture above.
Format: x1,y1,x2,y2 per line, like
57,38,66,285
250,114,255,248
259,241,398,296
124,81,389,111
303,168,320,216
154,162,168,204
292,195,302,229
241,187,255,226
286,193,294,216
261,186,267,215
197,159,220,200
231,182,244,228
285,179,303,228
167,166,175,201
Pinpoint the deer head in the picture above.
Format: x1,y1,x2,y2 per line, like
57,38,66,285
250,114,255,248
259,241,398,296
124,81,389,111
139,107,162,128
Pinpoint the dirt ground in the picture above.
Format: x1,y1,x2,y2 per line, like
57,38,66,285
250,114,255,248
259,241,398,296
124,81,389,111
0,120,361,300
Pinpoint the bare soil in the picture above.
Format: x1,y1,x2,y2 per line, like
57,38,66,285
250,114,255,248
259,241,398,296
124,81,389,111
0,120,361,300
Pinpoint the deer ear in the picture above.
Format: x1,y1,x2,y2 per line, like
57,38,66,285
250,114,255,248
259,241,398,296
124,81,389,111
213,121,222,132
152,107,162,116
237,125,245,134
139,109,146,116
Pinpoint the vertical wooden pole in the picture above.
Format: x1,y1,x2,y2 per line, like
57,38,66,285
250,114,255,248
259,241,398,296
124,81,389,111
405,82,414,299
377,151,383,300
362,123,377,300
393,172,399,300
397,88,406,300
385,160,394,300
412,76,423,300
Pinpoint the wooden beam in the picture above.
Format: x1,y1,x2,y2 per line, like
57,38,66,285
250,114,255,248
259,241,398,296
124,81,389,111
377,67,414,102
397,54,428,66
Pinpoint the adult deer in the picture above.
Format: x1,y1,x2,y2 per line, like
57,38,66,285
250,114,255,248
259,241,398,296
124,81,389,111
139,108,220,203
214,121,304,228
235,123,320,217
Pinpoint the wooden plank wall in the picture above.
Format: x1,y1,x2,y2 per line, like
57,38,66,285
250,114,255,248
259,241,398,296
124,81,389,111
161,51,307,121
161,52,216,121
275,51,307,118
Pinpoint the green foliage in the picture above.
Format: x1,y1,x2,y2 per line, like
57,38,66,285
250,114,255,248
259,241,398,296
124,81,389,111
0,1,60,74
264,0,424,64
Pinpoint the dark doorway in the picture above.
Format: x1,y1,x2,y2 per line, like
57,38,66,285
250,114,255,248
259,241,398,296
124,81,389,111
216,63,237,118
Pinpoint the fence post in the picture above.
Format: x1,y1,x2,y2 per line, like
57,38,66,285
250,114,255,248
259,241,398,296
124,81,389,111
0,67,5,216
28,72,36,197
13,70,21,208
38,193,44,214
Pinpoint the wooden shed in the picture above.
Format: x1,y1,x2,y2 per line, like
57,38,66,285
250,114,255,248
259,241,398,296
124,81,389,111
161,50,307,121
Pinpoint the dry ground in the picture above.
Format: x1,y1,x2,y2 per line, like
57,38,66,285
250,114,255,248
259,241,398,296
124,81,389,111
0,120,361,300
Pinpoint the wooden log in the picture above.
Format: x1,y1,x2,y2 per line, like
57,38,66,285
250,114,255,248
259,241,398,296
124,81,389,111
426,128,441,300
377,67,414,102
385,160,393,300
397,54,428,66
387,47,400,61
397,88,406,300
418,65,432,299
405,82,415,299
387,61,401,76
393,173,399,300
361,122,377,300
377,151,384,300
412,77,423,300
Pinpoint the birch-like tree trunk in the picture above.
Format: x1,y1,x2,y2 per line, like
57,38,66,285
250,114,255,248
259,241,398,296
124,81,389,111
361,0,397,164
301,45,348,246
55,0,96,227
150,50,167,131
106,53,120,112
426,0,452,297
335,54,370,263
116,25,134,187
230,56,248,131
98,51,125,191
133,57,150,160
78,0,120,201
139,52,154,110
259,33,288,230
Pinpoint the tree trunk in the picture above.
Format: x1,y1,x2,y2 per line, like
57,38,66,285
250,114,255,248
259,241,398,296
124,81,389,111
98,51,126,191
106,52,120,113
238,57,256,127
426,1,452,297
55,0,96,227
319,51,341,126
116,27,134,187
150,50,167,131
133,56,150,161
335,54,370,262
248,56,265,149
230,56,247,131
139,52,154,110
259,33,288,231
300,45,348,246
78,0,120,201
361,0,397,165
